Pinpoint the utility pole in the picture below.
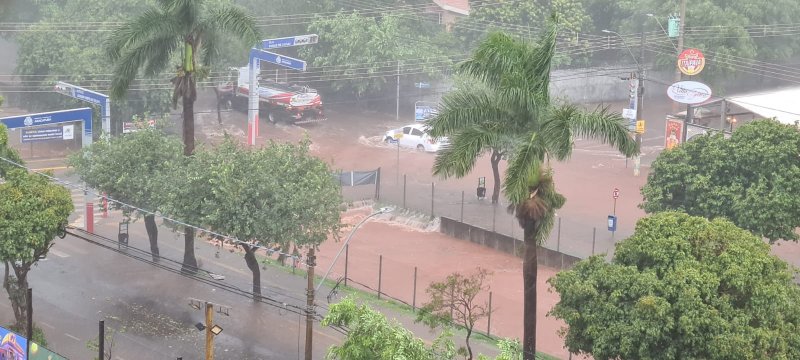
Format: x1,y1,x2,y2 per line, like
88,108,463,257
672,0,687,113
634,27,646,177
188,298,230,360
98,320,105,360
396,61,401,121
305,248,317,360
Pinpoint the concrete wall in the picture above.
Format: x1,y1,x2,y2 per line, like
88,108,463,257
440,216,582,270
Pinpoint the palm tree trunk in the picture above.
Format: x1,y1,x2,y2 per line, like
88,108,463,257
522,224,538,360
242,244,262,300
490,150,502,204
181,226,198,274
143,214,159,262
182,90,195,156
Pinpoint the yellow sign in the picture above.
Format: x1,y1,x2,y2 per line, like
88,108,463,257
636,120,645,134
393,133,403,139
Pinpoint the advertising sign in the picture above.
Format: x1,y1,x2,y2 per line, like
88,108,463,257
0,325,67,360
667,81,712,104
668,18,680,38
665,117,685,150
635,120,646,134
677,48,706,76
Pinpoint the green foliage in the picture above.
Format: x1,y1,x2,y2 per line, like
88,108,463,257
417,268,493,360
641,119,800,242
68,127,184,217
322,297,457,360
13,0,171,128
300,12,453,96
164,136,342,247
0,169,72,264
0,124,24,178
549,212,800,359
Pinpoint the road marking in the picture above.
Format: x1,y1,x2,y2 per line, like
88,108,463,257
64,333,81,341
31,166,69,171
40,322,55,330
49,249,70,258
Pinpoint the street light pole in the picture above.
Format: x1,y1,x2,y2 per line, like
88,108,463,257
602,29,645,176
316,207,394,292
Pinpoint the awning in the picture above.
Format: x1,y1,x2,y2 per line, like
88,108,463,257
728,87,800,125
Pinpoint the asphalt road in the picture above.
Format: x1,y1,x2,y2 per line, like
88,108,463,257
0,207,341,359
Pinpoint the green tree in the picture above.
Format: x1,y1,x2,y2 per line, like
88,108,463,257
167,137,342,298
641,119,800,242
106,0,259,271
0,129,72,335
417,268,493,360
0,124,23,177
323,297,457,360
68,127,184,262
427,26,637,359
300,12,453,97
13,0,171,128
549,212,800,359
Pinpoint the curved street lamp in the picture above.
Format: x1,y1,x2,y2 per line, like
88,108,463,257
315,206,394,292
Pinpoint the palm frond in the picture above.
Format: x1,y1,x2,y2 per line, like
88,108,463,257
105,8,177,61
432,125,501,179
110,34,176,99
503,131,547,205
197,29,220,68
555,104,639,159
425,85,508,138
166,0,200,31
143,36,180,77
201,4,260,49
457,32,528,90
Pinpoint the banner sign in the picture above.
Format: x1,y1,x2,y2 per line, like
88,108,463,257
677,48,706,76
665,117,685,150
337,169,379,186
667,81,712,104
21,125,74,143
414,102,438,122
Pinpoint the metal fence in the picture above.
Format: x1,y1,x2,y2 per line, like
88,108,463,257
340,171,635,260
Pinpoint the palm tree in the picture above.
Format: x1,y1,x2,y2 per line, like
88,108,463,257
106,0,259,272
427,25,638,359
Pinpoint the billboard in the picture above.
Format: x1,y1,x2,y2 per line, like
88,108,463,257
0,326,67,360
677,48,706,76
665,117,685,150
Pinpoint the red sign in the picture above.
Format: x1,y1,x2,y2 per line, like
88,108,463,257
665,117,685,150
677,48,705,76
613,188,620,199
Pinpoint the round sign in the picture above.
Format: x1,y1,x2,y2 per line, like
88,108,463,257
677,48,706,76
667,81,712,104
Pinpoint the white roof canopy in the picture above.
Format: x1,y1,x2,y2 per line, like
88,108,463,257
728,87,800,125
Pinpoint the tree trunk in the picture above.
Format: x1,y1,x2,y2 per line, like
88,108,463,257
522,225,538,360
181,226,198,274
143,214,159,262
242,244,262,300
182,90,196,156
465,328,474,360
213,87,222,124
490,150,502,204
4,262,30,335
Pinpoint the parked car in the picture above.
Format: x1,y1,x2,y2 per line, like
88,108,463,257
383,124,448,152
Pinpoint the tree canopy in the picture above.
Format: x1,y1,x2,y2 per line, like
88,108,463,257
641,119,800,242
549,212,800,359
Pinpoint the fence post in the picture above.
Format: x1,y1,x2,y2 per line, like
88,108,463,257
344,244,349,287
413,266,418,311
460,191,464,222
431,182,435,218
450,284,454,320
403,174,407,208
556,217,562,252
487,291,493,336
375,167,381,201
592,227,596,255
378,255,383,299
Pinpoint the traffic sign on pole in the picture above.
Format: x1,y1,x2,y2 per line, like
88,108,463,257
249,48,307,71
262,34,319,49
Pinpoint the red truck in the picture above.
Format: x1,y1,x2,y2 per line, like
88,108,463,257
217,67,325,124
